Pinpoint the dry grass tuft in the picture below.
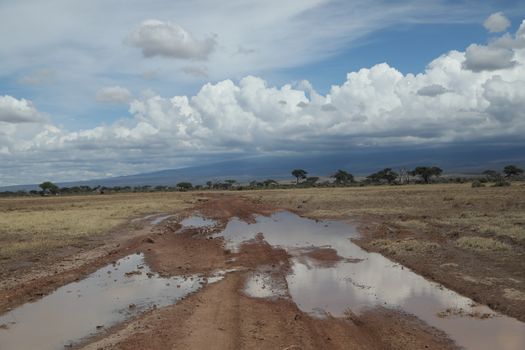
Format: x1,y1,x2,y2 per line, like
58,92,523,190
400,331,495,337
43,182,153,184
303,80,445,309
370,239,440,255
454,236,511,252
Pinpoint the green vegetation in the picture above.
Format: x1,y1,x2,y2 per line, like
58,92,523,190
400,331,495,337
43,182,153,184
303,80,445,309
39,181,59,195
503,165,524,179
331,170,354,185
1,164,524,198
366,168,398,184
471,180,485,188
176,182,193,191
410,166,443,184
291,169,308,184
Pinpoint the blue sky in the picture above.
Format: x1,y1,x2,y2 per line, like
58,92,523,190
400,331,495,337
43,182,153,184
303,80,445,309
1,0,525,185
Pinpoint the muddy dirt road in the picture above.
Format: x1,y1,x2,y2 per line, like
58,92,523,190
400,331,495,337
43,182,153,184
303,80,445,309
1,194,524,349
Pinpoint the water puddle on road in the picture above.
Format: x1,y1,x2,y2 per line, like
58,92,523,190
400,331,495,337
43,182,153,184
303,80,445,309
150,214,174,225
243,266,288,299
0,254,222,350
180,215,217,228
214,211,525,350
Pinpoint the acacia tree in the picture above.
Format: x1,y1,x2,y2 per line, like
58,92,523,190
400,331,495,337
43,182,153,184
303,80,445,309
291,169,308,184
367,168,398,184
482,170,501,181
503,165,524,179
331,170,354,185
263,179,278,187
305,176,319,186
224,179,237,189
176,182,193,191
410,166,442,184
39,181,59,195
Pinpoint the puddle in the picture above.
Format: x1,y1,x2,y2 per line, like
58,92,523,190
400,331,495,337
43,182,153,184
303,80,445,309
0,254,223,350
215,211,525,350
180,215,217,228
243,266,288,299
150,214,174,225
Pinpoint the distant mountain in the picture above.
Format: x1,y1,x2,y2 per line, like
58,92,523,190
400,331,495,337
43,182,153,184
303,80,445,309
2,142,524,191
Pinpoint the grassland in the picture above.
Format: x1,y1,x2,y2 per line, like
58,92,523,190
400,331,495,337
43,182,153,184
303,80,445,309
1,183,524,320
242,183,525,320
0,192,195,261
2,183,524,262
243,183,525,246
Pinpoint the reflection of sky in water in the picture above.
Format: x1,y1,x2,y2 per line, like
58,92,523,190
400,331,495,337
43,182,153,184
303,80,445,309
151,214,174,225
244,268,287,299
180,215,217,228
0,254,207,350
217,211,525,350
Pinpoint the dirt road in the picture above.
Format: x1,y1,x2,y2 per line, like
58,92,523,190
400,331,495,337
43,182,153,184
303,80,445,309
81,195,455,350
3,192,521,349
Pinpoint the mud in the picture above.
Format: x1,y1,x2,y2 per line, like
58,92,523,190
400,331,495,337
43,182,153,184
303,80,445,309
1,195,523,349
0,254,224,349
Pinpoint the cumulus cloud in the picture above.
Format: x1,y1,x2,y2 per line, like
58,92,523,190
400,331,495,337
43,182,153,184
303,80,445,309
484,12,511,33
3,19,525,185
321,104,337,112
181,65,209,77
463,43,516,71
96,86,133,104
483,76,525,122
127,20,216,60
417,84,449,97
0,95,44,123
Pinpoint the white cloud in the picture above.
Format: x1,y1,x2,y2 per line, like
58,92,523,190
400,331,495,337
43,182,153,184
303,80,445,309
181,65,209,77
41,24,525,148
4,20,525,185
463,43,516,71
1,4,525,185
126,20,216,60
0,95,44,123
96,86,133,104
484,12,511,33
18,68,55,86
483,76,525,122
417,84,449,97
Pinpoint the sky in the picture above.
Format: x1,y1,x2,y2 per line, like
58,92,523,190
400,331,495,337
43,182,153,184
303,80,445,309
1,0,525,185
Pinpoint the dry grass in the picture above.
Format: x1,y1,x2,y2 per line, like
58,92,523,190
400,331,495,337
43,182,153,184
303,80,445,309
370,239,440,255
454,236,512,252
242,183,525,251
2,183,524,261
0,192,196,259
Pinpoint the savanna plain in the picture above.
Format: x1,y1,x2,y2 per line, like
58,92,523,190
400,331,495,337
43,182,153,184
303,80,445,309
1,183,524,349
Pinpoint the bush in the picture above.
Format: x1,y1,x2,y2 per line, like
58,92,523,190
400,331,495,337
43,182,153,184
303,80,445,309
471,180,485,188
492,180,511,187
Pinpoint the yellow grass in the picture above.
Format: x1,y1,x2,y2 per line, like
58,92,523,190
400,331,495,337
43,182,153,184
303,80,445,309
0,192,195,259
2,183,524,260
241,183,525,252
454,236,511,252
370,239,440,255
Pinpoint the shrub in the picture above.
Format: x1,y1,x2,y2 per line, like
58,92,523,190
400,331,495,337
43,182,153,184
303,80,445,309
471,180,485,188
492,180,511,187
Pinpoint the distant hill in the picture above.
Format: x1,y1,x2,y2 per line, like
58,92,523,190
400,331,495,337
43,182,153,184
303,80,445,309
2,142,524,191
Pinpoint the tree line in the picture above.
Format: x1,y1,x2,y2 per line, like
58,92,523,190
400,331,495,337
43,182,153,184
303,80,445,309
291,166,444,185
0,164,523,197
